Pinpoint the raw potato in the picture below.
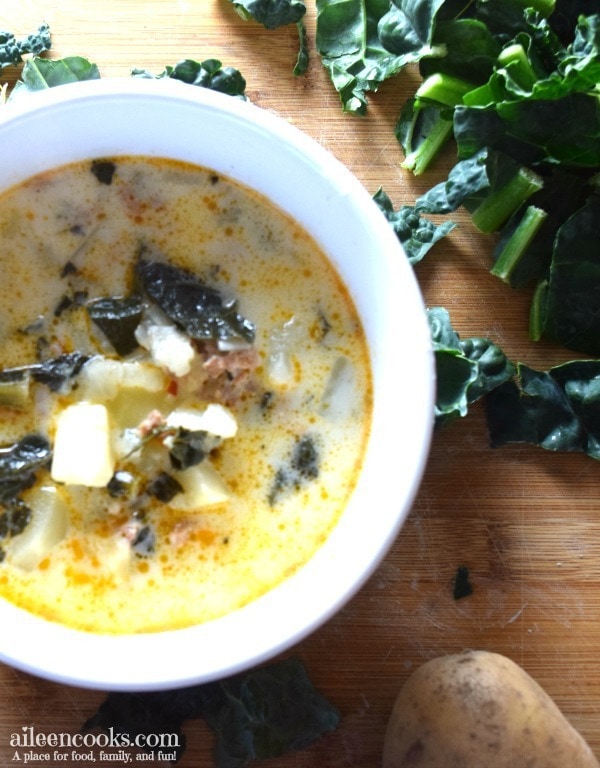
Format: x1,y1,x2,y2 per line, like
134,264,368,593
383,650,599,768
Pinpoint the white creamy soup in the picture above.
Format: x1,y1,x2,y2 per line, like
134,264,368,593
0,156,372,634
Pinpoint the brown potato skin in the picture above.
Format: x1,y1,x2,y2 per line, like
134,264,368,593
383,650,599,768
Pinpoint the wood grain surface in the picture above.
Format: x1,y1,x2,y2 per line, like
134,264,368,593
1,2,599,767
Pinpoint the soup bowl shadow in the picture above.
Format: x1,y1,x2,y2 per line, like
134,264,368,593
0,78,434,690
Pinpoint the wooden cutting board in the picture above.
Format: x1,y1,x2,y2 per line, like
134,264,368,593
1,3,599,766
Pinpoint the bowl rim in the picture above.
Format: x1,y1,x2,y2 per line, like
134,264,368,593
0,78,434,690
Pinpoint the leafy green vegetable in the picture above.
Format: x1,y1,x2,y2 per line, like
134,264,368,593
131,59,247,98
136,259,256,345
0,501,32,561
130,524,156,556
0,435,52,504
168,429,222,470
0,352,90,393
391,2,600,357
225,1,308,74
433,305,600,463
9,55,100,97
414,147,545,234
373,187,455,264
0,23,51,69
0,502,32,540
486,359,600,459
428,307,516,427
84,656,340,767
315,0,446,114
228,0,307,29
491,166,592,289
489,204,547,283
90,159,117,185
535,193,600,355
7,56,246,100
86,295,145,356
268,434,320,505
201,655,339,767
452,564,473,600
396,99,453,176
146,471,183,503
294,21,309,75
418,17,501,83
453,93,600,169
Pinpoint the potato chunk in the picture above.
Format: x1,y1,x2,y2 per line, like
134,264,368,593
51,402,115,487
169,463,230,509
9,486,69,571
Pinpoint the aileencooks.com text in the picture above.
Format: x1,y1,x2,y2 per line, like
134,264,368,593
10,725,180,750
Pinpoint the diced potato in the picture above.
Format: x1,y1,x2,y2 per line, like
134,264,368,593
267,317,301,389
90,535,132,578
169,463,231,509
166,403,238,438
135,318,195,377
51,402,115,487
77,357,167,402
320,356,357,419
9,486,69,571
119,360,167,391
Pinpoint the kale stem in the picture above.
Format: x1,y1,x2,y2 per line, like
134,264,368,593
401,115,454,175
471,166,544,234
491,205,547,282
401,73,475,175
498,43,538,91
415,72,474,107
529,279,549,341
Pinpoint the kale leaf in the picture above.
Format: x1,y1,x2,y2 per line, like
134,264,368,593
204,656,339,767
268,434,320,505
0,352,90,393
131,59,247,98
536,193,600,355
429,307,515,427
0,24,51,69
9,55,100,97
136,259,256,345
86,295,145,356
373,187,455,264
414,148,491,215
168,429,222,470
228,0,307,29
146,473,183,504
0,501,32,540
84,656,340,767
315,0,446,114
394,2,600,358
294,20,309,75
90,159,117,185
486,360,600,459
454,94,600,169
226,2,308,74
0,435,52,505
433,306,600,463
32,352,90,391
8,56,246,100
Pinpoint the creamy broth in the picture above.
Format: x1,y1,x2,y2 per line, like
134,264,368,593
0,156,372,634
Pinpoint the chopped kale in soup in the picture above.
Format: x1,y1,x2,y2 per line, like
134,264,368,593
0,157,372,633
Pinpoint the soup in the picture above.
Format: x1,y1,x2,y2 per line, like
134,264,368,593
0,156,372,634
